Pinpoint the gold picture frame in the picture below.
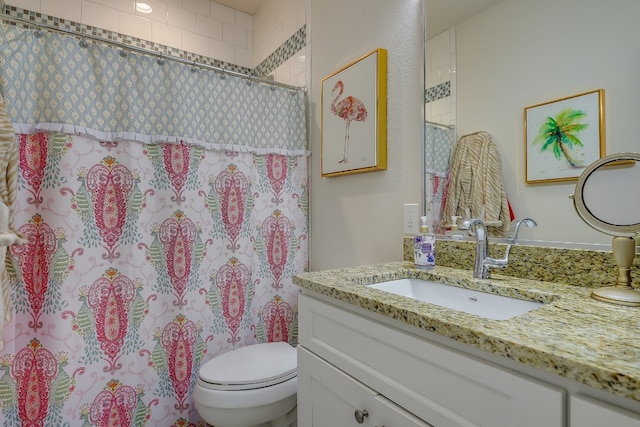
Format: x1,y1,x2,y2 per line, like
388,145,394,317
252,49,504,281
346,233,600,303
321,48,387,177
524,89,605,184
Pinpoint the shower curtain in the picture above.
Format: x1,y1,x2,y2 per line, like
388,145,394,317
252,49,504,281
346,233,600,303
0,22,308,426
424,123,455,233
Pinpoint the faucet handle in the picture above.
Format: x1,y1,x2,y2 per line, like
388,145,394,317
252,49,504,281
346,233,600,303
459,218,482,231
506,218,537,242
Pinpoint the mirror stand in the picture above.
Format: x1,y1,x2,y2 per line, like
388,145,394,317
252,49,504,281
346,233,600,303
591,236,640,306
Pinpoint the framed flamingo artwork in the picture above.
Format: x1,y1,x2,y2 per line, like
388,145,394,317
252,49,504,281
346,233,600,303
524,89,605,184
321,48,387,177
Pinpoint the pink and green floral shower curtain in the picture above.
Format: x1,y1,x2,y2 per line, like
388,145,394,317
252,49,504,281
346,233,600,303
0,22,308,426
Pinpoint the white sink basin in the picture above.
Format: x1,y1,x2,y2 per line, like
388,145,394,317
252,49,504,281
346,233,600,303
367,278,544,320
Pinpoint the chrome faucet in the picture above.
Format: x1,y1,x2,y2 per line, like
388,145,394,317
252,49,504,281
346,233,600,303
459,218,537,279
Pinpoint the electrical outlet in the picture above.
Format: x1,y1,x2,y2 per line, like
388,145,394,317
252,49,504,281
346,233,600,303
403,204,419,235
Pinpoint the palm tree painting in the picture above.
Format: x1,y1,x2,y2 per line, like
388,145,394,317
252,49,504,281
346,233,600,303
532,107,588,168
525,89,604,184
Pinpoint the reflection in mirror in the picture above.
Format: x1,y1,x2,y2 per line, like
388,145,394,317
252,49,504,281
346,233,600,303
572,153,640,306
424,0,640,245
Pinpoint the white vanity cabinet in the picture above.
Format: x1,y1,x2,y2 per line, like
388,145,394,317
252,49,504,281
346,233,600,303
570,394,640,427
298,292,565,427
298,347,432,426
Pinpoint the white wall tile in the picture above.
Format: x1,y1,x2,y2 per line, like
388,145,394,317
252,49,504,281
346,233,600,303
152,20,182,50
209,39,235,64
222,23,247,48
135,0,168,23
167,5,196,32
195,14,223,39
235,11,252,31
183,0,209,16
209,1,235,25
108,0,135,13
81,1,119,32
181,30,210,56
234,46,252,68
41,0,81,23
119,11,152,40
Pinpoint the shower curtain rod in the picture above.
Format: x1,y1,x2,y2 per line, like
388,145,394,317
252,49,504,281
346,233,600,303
0,11,305,92
426,120,455,130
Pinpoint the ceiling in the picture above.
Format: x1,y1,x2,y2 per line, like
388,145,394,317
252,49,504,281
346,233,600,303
427,0,503,38
214,0,268,15
217,0,503,26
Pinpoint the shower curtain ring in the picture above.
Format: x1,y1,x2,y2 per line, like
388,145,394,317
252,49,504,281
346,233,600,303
79,33,89,48
190,61,198,73
156,56,166,66
220,69,226,80
119,49,128,58
34,25,44,38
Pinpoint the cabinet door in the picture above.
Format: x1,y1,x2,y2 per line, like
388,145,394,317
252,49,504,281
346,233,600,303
298,346,432,427
299,293,564,427
570,394,640,427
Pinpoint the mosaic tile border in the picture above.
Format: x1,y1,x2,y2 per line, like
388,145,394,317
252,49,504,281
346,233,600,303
254,25,307,77
2,5,308,80
425,81,451,103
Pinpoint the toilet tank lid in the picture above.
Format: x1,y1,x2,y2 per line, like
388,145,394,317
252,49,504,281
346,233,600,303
199,342,297,387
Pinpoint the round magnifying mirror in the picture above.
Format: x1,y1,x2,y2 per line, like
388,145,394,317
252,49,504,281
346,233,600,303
572,152,640,306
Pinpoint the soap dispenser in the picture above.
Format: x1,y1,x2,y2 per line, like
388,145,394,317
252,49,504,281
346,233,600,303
414,216,436,270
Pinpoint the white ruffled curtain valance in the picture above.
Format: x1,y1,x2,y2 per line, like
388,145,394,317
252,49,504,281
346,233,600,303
0,23,308,155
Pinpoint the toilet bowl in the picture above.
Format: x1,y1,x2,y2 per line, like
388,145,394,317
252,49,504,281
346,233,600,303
193,341,297,427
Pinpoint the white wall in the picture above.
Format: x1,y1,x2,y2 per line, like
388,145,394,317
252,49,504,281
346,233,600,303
309,0,423,270
456,0,640,244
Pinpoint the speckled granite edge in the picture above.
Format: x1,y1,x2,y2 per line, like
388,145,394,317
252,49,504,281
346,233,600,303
404,237,640,288
294,261,640,404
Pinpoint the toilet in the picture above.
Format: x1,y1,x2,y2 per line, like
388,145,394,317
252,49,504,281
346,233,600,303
193,341,298,427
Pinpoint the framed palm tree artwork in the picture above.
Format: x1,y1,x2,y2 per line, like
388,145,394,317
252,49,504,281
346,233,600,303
525,89,605,184
320,48,387,177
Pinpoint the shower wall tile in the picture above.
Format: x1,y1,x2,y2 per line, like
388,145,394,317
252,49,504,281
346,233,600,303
223,22,247,47
136,0,168,23
106,0,135,13
41,0,81,22
210,1,235,25
183,0,210,16
182,29,210,57
82,1,119,33
195,14,223,39
167,4,197,31
210,39,236,64
119,11,152,41
152,21,182,49
4,0,308,86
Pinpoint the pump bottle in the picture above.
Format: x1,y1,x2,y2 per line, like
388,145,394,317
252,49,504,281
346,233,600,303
414,216,436,270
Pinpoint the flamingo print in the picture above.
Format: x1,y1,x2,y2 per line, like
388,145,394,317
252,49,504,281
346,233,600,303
331,81,368,163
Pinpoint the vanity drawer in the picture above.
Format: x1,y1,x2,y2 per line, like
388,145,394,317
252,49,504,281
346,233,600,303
299,293,564,427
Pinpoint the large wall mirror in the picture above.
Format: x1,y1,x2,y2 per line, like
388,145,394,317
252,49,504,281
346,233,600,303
424,0,640,246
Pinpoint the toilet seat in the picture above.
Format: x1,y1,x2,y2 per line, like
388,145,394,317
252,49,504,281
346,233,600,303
198,342,297,391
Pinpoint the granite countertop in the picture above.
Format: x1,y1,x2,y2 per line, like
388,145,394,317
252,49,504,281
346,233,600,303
293,261,640,404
